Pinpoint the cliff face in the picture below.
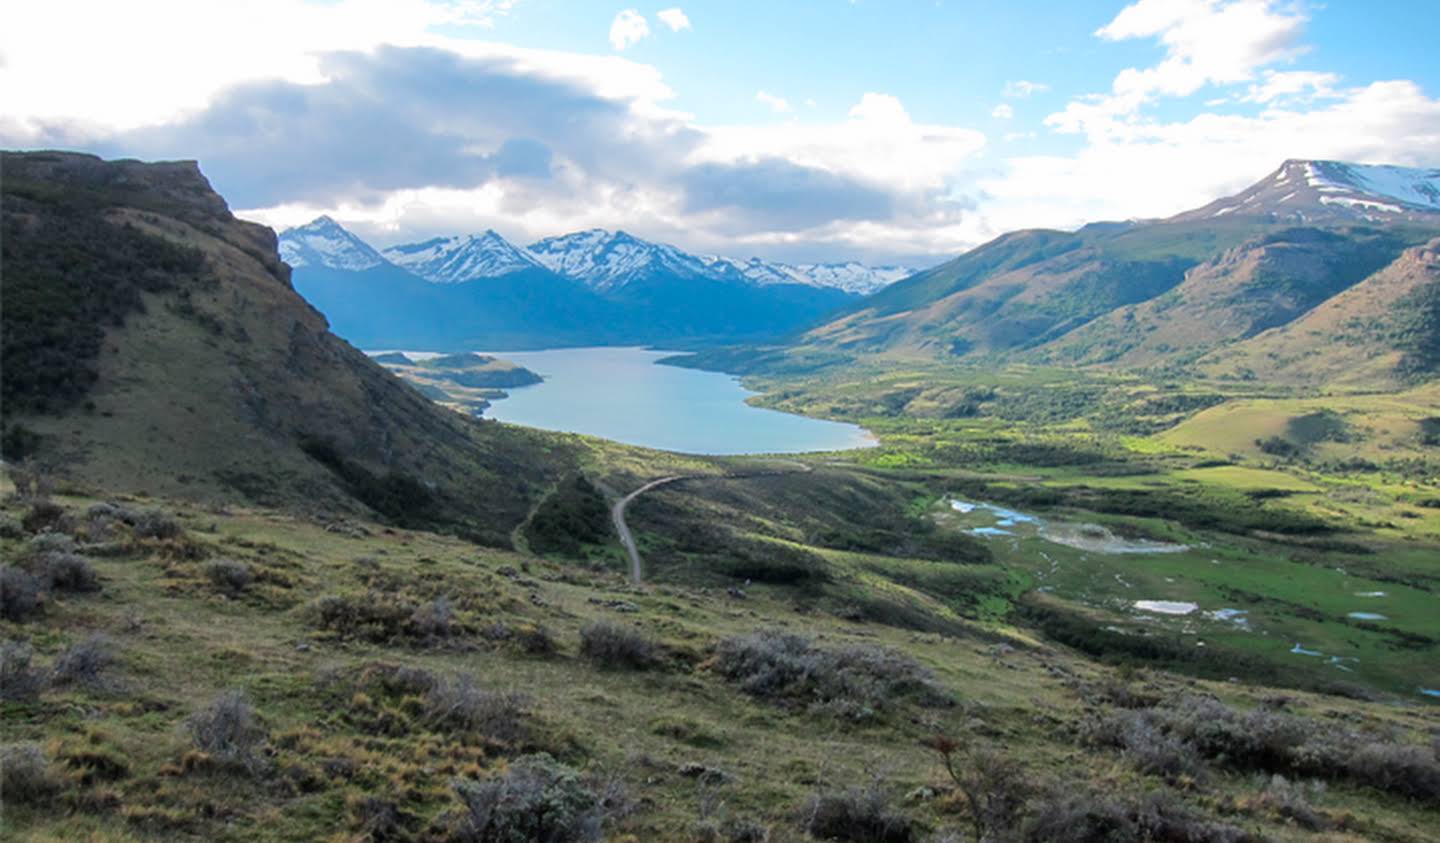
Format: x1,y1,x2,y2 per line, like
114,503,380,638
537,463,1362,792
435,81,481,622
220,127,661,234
1,151,570,543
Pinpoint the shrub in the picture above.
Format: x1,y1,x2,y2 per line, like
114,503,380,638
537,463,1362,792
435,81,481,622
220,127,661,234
131,509,182,540
0,743,58,804
713,631,949,719
87,501,137,524
1025,790,1254,843
447,752,604,843
1337,740,1440,801
0,512,23,539
202,558,253,596
579,621,657,670
21,501,68,534
24,531,76,557
1079,710,1205,782
424,674,530,744
1254,775,1326,830
188,690,268,773
1,640,46,701
309,593,422,643
1,566,46,622
926,734,1031,843
49,634,115,691
39,551,99,593
410,596,455,640
515,623,558,656
801,784,915,843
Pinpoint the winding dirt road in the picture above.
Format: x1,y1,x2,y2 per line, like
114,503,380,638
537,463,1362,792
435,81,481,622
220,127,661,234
611,459,815,583
612,476,684,583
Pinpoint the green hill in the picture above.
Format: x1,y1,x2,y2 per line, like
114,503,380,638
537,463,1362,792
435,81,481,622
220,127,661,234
0,151,573,545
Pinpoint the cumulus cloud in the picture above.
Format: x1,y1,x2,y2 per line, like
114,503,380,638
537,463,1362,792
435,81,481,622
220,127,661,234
1051,0,1310,135
755,90,792,113
991,103,1014,119
609,9,650,50
657,7,691,31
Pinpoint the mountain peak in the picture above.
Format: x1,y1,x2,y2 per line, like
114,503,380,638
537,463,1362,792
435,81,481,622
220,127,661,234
382,229,540,284
279,216,387,271
1170,159,1440,224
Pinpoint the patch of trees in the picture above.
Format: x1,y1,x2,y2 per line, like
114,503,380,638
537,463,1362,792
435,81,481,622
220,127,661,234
1,198,207,415
524,475,613,557
299,436,436,527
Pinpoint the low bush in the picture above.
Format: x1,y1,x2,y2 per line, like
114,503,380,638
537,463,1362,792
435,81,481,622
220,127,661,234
49,634,116,691
579,621,657,670
309,593,453,644
202,558,253,596
410,596,455,640
1083,694,1440,803
446,752,604,843
515,623,558,656
0,743,59,804
1,566,46,622
801,783,915,843
1253,775,1326,830
424,674,530,745
188,690,268,774
131,509,182,540
714,631,950,720
39,551,99,593
1,640,46,701
22,500,68,534
1079,710,1206,782
1025,789,1254,843
926,734,1031,842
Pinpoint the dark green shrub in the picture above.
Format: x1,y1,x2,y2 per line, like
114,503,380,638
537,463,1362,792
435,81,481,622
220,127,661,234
1,567,46,622
0,743,59,804
446,753,603,843
579,622,657,670
1,641,46,701
713,631,949,719
49,634,115,690
203,558,253,596
801,783,915,843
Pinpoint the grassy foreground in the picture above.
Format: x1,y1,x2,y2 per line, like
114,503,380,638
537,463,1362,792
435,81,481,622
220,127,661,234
3,466,1438,842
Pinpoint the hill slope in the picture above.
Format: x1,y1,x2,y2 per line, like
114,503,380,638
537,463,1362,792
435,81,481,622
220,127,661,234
1198,236,1440,386
0,151,573,543
765,160,1440,377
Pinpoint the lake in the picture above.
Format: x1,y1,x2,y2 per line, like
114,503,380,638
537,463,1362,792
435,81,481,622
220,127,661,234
468,347,875,455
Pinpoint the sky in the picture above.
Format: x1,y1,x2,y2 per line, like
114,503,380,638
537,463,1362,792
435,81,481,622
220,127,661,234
3,0,1438,265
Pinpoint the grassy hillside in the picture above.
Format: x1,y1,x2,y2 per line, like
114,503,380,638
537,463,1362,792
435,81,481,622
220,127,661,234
1199,237,1440,386
4,480,1438,842
0,152,577,545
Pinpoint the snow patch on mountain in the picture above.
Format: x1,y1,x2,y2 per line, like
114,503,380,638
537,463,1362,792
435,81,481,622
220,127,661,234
278,216,386,271
704,256,913,294
527,229,739,292
1302,161,1440,211
384,231,541,283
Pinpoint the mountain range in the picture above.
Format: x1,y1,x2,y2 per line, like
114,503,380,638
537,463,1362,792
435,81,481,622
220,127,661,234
279,218,913,350
748,159,1440,389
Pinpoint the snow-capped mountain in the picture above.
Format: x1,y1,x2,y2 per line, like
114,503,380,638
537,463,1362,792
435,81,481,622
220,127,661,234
382,231,542,283
704,256,913,295
526,229,739,292
278,216,387,271
281,216,914,296
1172,160,1440,224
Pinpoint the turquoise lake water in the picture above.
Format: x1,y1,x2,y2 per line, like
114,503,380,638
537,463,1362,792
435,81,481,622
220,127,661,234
465,347,875,455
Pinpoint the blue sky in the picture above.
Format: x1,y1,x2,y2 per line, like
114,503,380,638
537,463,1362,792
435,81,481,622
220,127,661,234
3,0,1437,264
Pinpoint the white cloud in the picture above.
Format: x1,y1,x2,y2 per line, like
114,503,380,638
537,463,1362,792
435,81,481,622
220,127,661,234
1240,69,1338,103
609,9,650,51
1052,0,1310,135
1003,80,1049,98
656,7,691,31
0,0,683,136
991,103,1014,119
756,90,793,113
